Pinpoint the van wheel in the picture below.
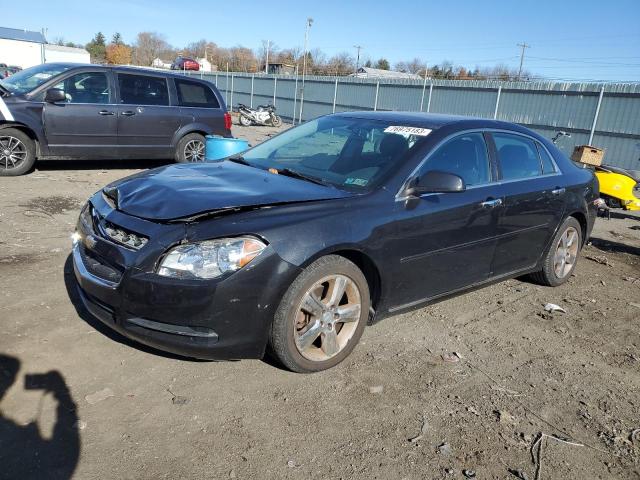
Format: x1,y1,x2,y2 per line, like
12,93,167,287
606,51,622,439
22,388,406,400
175,133,205,163
268,255,370,373
0,128,36,176
529,216,582,287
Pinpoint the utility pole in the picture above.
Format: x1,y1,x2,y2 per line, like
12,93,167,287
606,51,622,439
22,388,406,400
517,42,530,81
354,45,363,75
265,40,270,74
299,17,313,124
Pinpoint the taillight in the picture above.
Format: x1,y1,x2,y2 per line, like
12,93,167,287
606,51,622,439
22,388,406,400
224,112,232,131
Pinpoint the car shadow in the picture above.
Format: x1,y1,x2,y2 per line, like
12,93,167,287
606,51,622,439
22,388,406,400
33,158,171,172
0,354,80,480
62,254,206,363
589,236,640,257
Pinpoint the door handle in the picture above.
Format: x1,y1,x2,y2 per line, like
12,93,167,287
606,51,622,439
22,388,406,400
121,111,136,116
551,187,566,195
99,110,115,115
480,198,503,209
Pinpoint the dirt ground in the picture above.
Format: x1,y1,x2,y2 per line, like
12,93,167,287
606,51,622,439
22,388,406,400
0,123,639,480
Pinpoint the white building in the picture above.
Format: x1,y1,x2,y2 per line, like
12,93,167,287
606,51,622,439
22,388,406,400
0,27,46,69
350,67,421,80
197,57,212,72
0,26,89,69
44,44,90,64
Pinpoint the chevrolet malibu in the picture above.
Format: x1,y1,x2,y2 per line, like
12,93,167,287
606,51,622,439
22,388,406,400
72,112,598,372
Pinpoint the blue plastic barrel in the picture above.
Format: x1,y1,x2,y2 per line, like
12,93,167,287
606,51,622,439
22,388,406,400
204,135,249,161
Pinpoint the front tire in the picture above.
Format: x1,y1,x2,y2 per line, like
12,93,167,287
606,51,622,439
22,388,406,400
239,114,252,127
0,128,36,176
175,133,205,163
271,115,282,127
530,217,582,287
269,255,370,373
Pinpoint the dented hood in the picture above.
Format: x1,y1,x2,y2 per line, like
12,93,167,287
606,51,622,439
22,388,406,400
105,161,352,221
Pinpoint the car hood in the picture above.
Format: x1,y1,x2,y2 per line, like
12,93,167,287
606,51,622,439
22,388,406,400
105,161,353,222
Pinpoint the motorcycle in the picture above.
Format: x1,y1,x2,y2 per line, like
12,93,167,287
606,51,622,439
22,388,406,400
237,103,282,127
552,131,640,210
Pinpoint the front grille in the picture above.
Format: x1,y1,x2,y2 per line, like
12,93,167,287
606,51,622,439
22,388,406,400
78,245,123,284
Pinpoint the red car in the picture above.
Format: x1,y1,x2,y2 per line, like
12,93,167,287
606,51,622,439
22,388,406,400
171,56,200,71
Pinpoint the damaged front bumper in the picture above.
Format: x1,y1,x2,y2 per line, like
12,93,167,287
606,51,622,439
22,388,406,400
71,195,302,360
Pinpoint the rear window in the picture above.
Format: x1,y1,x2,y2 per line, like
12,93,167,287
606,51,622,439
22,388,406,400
493,133,542,180
118,73,169,106
175,79,219,108
536,142,557,174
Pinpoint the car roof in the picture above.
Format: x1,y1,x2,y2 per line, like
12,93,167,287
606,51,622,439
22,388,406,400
42,62,206,81
334,111,536,136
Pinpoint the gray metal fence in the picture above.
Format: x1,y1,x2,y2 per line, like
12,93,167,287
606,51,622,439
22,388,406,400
185,71,640,170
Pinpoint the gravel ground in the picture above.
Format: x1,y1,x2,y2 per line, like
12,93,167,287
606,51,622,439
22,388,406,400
0,122,639,480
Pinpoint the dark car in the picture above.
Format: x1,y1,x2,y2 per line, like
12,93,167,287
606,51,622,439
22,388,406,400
0,63,231,176
72,112,598,372
171,56,200,71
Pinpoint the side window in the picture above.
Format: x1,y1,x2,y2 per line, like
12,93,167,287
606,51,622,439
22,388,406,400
420,132,490,186
52,72,110,104
175,79,220,108
493,133,542,180
118,74,169,106
536,142,557,174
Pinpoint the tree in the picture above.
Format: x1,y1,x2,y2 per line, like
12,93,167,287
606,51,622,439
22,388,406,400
132,32,171,66
364,59,372,68
106,44,132,65
375,58,390,70
326,52,355,76
111,33,124,46
86,32,106,63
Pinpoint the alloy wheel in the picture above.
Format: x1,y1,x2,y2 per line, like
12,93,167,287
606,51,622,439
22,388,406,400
294,274,362,361
184,140,205,162
553,226,579,279
0,136,27,170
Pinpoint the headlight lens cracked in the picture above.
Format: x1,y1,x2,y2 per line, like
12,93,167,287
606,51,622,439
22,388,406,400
157,237,267,279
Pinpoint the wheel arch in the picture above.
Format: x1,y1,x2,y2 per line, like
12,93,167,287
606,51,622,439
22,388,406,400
567,210,588,246
0,122,41,156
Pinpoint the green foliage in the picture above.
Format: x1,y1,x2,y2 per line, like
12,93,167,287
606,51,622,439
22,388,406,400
375,58,390,70
86,32,107,63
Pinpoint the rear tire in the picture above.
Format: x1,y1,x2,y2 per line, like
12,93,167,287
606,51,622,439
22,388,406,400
0,128,36,176
529,216,582,287
239,114,252,127
175,133,205,163
268,255,370,373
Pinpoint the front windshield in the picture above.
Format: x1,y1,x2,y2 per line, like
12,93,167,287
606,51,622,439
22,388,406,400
241,116,431,191
0,64,73,95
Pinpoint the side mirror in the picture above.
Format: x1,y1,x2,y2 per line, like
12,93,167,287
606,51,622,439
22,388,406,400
45,88,66,103
406,170,466,196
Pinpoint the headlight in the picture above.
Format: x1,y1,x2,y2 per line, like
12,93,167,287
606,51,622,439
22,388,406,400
157,237,267,279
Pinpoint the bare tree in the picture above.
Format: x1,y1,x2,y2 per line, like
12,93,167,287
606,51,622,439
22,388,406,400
132,32,171,66
326,52,355,76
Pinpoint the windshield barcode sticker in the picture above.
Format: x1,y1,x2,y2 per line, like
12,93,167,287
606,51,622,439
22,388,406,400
384,126,432,136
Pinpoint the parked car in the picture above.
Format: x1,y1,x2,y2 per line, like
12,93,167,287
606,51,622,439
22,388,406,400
0,63,231,175
171,56,200,71
72,112,598,372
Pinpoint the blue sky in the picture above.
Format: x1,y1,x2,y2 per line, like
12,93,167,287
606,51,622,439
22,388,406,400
3,0,639,81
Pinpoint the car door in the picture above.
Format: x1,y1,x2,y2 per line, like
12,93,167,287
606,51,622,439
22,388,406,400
43,70,118,157
489,132,566,277
387,132,503,310
174,77,226,136
115,72,182,158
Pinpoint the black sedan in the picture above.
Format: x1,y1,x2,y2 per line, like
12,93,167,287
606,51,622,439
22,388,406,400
72,112,598,372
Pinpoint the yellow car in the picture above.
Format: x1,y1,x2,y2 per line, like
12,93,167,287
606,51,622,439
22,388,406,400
595,165,640,210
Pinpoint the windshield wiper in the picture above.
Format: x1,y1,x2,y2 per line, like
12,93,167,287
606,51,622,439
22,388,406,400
226,155,253,167
277,168,332,187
